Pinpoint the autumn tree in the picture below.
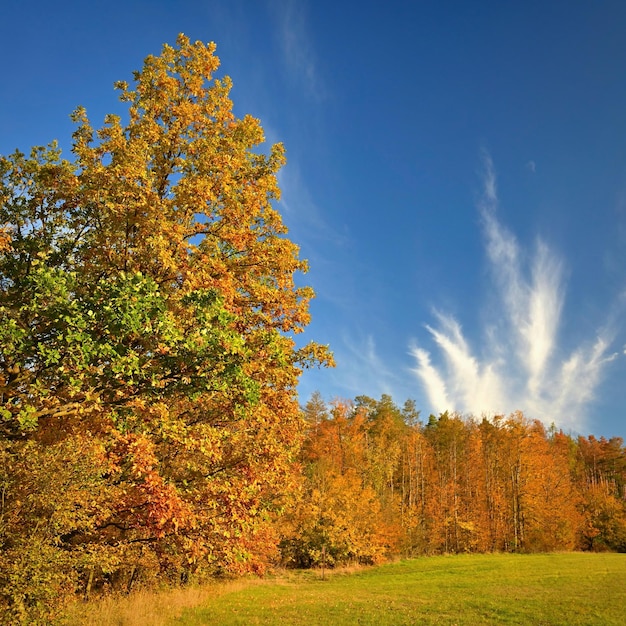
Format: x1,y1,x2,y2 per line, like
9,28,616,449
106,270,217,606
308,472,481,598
423,411,484,553
290,388,626,567
477,415,512,551
281,399,397,567
0,35,331,622
576,435,626,551
358,395,405,508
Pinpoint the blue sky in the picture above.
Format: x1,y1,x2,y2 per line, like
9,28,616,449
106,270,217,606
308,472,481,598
2,1,626,438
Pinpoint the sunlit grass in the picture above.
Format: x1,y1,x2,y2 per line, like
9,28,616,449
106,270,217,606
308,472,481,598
65,553,626,625
176,553,626,626
62,578,258,626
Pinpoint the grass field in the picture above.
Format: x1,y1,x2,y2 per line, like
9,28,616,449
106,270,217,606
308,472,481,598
68,553,626,625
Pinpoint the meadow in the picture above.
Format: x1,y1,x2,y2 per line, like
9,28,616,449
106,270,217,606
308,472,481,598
67,552,626,625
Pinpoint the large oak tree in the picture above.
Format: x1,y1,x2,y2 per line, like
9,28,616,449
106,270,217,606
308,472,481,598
0,35,331,622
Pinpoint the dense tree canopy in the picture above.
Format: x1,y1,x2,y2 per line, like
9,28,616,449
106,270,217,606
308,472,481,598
0,35,331,623
282,395,626,567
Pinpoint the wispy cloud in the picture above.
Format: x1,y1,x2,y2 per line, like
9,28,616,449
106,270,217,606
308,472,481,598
411,346,450,411
329,333,401,400
412,154,616,432
277,164,337,238
268,0,324,98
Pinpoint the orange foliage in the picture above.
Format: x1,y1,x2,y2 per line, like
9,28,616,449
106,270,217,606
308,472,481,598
0,35,332,621
285,395,626,565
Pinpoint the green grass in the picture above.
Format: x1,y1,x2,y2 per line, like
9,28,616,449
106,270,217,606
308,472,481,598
174,553,626,625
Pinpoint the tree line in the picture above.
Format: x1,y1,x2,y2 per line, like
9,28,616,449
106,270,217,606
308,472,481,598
282,393,625,568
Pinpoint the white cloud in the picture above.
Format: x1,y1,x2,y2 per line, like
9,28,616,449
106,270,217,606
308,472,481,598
410,345,450,411
412,155,615,432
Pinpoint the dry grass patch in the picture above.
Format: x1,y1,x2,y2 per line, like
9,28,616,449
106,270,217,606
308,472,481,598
63,578,260,626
